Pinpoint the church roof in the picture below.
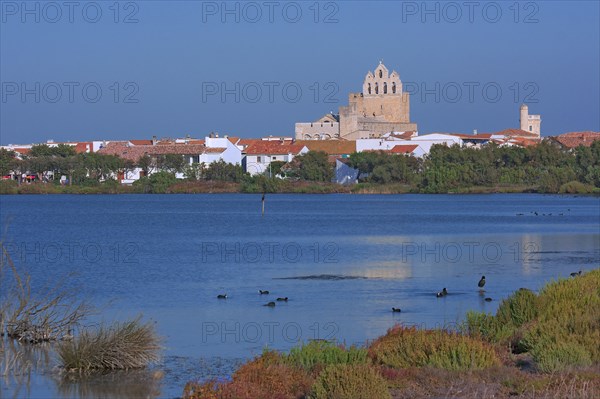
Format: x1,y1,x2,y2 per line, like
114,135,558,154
295,140,356,155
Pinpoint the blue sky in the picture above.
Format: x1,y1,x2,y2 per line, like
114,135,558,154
1,0,599,144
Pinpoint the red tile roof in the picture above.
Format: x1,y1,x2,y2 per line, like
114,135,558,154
236,139,260,148
244,141,306,155
97,141,216,161
551,132,600,148
129,140,153,145
13,147,31,155
204,147,227,153
295,140,356,155
390,144,418,154
509,137,538,147
74,142,93,153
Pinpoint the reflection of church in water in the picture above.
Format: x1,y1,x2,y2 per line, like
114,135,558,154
295,61,418,140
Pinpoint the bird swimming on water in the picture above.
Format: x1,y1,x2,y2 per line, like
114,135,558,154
436,288,448,298
392,307,401,313
217,294,227,299
570,271,582,277
478,276,486,289
264,301,276,307
276,297,288,301
484,297,493,302
259,290,270,295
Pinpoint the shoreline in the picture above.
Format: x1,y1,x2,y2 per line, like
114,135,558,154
183,269,600,399
2,181,598,195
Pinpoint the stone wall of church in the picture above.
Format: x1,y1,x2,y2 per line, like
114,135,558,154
339,92,413,139
295,121,340,140
297,62,417,140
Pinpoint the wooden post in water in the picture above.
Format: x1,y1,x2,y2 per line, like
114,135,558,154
261,193,265,216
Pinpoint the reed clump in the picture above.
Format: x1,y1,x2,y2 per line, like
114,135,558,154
58,318,161,372
1,241,89,343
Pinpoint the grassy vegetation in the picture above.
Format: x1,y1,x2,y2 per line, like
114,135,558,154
58,318,161,372
464,269,600,372
559,180,597,194
183,269,600,398
368,326,499,371
285,341,367,372
8,179,595,195
310,364,391,399
183,350,313,399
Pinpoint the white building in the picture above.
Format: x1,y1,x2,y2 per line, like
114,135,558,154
243,140,308,176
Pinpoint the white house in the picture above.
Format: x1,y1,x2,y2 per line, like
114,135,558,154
201,136,242,166
243,140,309,176
408,134,463,154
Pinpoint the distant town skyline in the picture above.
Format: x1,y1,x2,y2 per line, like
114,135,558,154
1,1,599,145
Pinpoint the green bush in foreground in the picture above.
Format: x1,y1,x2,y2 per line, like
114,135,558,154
523,269,600,372
285,341,368,372
465,287,539,351
58,318,161,372
310,364,391,399
368,326,499,371
465,269,600,372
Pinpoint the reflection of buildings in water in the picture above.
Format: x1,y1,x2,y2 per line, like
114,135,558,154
519,235,542,275
351,260,412,279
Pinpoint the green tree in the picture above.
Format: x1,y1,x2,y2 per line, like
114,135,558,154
183,162,205,181
0,149,16,176
284,151,333,182
157,154,185,174
149,171,177,193
204,160,246,182
269,161,286,177
137,154,154,176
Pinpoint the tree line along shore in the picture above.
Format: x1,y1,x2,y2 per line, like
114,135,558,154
1,139,599,195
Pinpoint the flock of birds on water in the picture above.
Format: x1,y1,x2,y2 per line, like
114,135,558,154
516,208,572,217
215,206,583,310
217,290,288,307
217,271,585,313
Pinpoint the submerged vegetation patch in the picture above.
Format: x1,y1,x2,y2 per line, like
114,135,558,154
275,274,367,281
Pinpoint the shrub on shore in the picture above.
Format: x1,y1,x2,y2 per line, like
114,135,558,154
464,269,600,372
183,350,313,399
285,341,367,373
58,318,161,372
368,326,499,371
309,363,391,399
0,180,18,194
559,180,595,194
464,287,539,351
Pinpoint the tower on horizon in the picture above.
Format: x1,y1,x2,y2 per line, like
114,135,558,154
520,104,541,137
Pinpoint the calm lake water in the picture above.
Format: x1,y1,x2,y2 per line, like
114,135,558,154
1,194,599,398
